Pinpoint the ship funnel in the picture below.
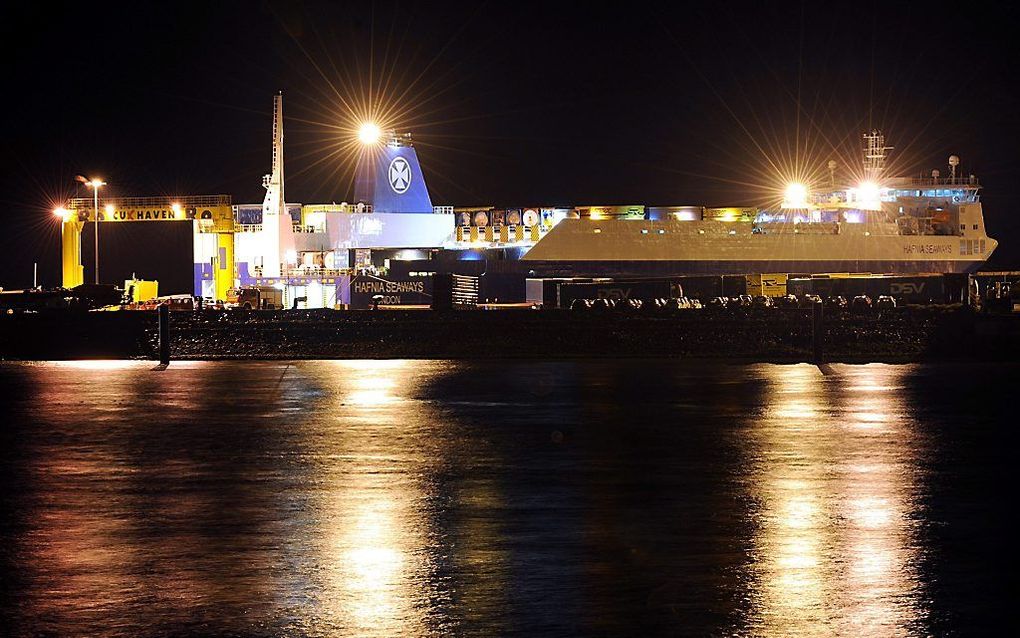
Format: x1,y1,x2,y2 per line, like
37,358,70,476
354,132,434,213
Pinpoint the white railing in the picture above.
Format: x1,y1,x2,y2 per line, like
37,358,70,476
292,224,325,233
67,194,231,209
283,267,353,277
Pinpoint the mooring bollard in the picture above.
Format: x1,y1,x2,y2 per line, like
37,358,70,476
811,300,824,363
158,303,171,365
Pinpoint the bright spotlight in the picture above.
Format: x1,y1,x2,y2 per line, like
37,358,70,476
782,182,809,208
358,122,382,145
856,181,882,209
53,206,69,218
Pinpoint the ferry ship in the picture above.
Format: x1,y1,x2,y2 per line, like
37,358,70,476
53,95,997,309
450,132,996,277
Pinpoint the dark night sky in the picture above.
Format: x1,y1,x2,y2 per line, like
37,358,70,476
3,1,1019,288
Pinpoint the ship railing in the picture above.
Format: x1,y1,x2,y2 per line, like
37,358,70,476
236,223,263,233
902,176,980,188
282,267,352,278
302,203,373,214
433,205,454,215
66,194,232,209
292,224,326,234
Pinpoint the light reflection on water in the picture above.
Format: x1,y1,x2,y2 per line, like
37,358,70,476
749,364,923,636
302,360,440,636
0,360,1007,636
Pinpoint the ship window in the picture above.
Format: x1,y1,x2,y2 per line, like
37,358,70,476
657,229,665,234
640,229,648,234
593,228,602,234
980,240,986,253
960,240,967,255
960,224,966,231
973,224,979,230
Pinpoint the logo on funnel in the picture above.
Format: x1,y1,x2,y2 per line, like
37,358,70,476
388,156,411,194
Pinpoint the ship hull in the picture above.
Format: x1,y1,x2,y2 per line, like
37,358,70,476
518,219,996,276
505,258,985,277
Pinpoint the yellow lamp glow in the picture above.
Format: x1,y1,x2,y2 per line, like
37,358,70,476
53,206,69,218
358,122,382,145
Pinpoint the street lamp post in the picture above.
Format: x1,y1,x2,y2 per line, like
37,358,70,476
84,178,106,284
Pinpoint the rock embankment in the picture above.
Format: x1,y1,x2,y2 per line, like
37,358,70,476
3,306,1016,362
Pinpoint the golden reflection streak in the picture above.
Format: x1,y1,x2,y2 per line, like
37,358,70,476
747,364,925,636
305,360,441,636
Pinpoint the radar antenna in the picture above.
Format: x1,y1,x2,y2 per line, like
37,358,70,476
948,155,960,183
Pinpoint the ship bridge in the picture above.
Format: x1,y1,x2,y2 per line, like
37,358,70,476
886,176,981,203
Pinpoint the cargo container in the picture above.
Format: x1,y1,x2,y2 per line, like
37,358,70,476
786,274,949,304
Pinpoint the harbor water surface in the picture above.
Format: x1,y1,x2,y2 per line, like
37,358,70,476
0,360,1011,636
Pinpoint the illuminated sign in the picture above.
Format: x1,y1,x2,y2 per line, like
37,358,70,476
102,208,190,221
349,275,431,308
352,279,425,294
76,207,209,222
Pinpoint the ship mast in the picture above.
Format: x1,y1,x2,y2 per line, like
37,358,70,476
258,92,293,278
862,130,893,183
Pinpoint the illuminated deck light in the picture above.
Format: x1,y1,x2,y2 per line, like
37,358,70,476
782,182,809,208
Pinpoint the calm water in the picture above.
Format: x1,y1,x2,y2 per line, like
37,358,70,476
0,360,1011,637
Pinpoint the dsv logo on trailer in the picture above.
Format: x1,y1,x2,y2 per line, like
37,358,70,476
388,157,411,194
890,282,925,295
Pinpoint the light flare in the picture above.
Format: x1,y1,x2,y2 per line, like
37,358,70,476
358,122,382,145
781,182,810,209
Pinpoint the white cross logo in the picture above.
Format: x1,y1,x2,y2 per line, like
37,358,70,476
388,157,411,194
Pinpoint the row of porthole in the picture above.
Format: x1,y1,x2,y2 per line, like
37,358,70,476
592,228,738,236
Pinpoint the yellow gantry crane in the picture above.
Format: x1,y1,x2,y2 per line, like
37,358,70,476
56,195,236,300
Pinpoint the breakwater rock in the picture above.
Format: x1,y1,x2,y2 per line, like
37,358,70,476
2,306,1018,362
